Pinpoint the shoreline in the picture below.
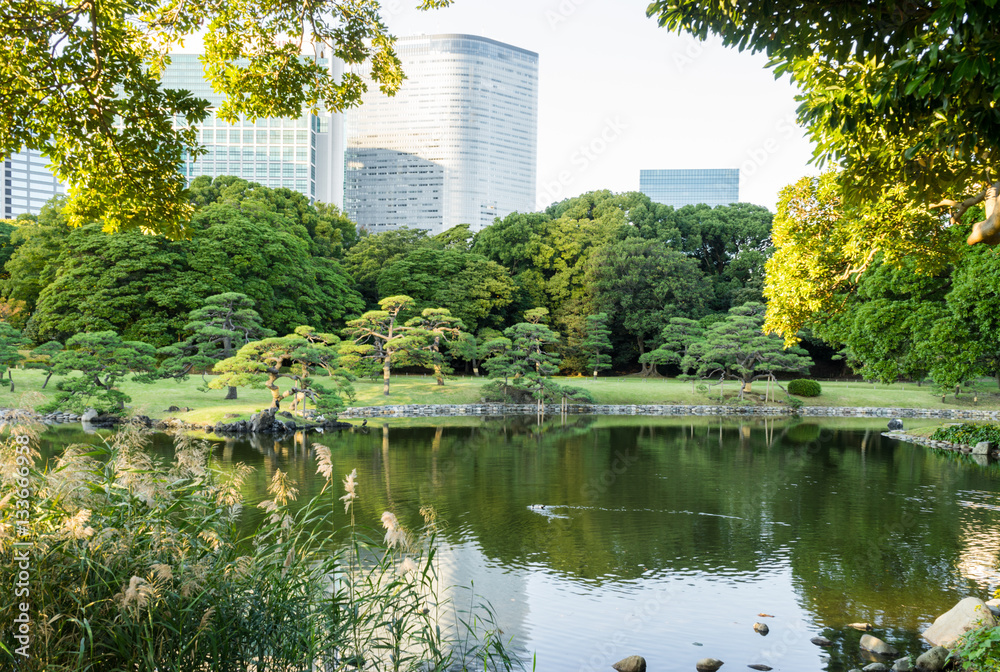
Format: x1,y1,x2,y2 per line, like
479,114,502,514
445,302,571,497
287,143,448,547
337,403,1000,420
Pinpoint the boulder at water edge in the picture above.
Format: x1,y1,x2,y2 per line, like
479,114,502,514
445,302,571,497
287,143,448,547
612,655,647,672
915,647,950,672
81,408,98,423
696,658,724,672
888,419,904,430
922,597,996,647
860,634,899,657
892,657,911,672
862,664,889,672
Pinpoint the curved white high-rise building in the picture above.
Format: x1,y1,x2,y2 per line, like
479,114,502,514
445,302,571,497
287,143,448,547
345,34,538,234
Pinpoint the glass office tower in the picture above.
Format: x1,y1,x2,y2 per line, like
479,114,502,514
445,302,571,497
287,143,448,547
639,168,740,209
160,54,344,207
3,149,65,219
345,34,538,234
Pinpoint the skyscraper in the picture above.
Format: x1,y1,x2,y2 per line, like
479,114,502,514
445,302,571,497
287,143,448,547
160,54,345,207
3,149,65,219
639,168,740,209
345,34,538,234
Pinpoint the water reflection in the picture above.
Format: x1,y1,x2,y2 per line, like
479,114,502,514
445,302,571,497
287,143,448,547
39,416,1000,672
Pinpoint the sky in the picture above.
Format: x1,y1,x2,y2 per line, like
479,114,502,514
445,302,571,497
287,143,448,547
382,0,820,212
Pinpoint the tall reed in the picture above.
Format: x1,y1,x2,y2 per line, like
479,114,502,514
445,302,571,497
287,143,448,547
0,416,520,671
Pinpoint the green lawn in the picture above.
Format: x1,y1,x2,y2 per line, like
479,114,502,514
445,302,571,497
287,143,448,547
3,369,1000,426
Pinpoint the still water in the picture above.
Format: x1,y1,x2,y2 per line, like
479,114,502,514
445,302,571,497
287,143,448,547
41,416,1000,672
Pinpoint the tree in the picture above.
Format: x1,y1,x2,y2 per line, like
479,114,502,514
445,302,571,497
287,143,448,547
159,293,275,399
588,237,710,375
404,308,466,386
650,1,1000,348
582,313,612,377
375,248,515,332
763,173,952,342
0,323,26,392
639,318,704,389
482,319,562,413
4,0,452,238
1,197,74,329
647,1,1000,234
43,331,158,413
344,229,434,305
26,340,64,389
672,203,773,311
694,303,813,400
342,296,424,397
210,328,352,413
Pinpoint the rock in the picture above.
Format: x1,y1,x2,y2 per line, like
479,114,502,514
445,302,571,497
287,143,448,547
81,408,98,423
973,441,992,455
863,664,889,672
922,597,996,647
861,634,899,657
915,647,950,672
811,636,834,647
753,622,769,636
888,418,904,430
849,622,873,631
748,665,772,671
987,598,1000,617
224,413,240,419
892,656,911,672
612,655,646,672
696,658,724,672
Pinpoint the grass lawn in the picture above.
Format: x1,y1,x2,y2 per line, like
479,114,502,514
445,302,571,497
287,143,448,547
4,369,1000,425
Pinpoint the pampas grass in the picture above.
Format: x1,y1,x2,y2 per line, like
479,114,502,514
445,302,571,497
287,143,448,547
0,416,519,671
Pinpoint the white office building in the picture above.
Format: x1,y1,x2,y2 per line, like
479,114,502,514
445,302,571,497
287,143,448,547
160,54,345,207
3,150,65,219
345,34,538,234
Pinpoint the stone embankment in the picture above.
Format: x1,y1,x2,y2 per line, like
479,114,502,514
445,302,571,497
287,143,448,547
883,428,1000,459
339,403,1000,419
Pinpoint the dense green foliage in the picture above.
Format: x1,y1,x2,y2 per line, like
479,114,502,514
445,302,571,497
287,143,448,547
931,423,1000,447
787,379,822,397
2,178,364,344
2,186,784,383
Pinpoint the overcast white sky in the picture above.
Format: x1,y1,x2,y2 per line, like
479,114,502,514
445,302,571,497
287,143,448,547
383,0,819,212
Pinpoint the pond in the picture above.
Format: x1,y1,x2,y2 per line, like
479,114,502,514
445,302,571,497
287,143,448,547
40,416,1000,672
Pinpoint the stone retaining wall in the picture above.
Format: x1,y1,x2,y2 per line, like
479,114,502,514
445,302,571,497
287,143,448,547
338,404,1000,420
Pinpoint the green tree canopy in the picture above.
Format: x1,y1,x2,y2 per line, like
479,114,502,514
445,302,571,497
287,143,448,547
3,0,452,237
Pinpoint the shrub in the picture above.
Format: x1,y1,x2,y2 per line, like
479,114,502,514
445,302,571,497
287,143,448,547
480,379,593,404
787,379,822,397
958,626,1000,671
932,423,1000,445
0,418,517,671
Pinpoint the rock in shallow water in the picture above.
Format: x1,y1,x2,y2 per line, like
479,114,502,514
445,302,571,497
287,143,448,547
923,597,996,647
696,658,724,672
612,655,646,672
860,634,899,656
915,647,950,672
811,636,833,647
753,622,769,635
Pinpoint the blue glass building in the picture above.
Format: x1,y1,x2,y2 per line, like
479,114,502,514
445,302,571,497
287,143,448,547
3,149,65,219
639,168,740,209
160,54,344,206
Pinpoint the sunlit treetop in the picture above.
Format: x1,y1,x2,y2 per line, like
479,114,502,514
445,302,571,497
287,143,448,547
0,0,452,238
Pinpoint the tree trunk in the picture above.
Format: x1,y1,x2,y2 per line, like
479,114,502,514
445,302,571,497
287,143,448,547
637,336,652,377
383,356,391,397
225,385,238,400
42,372,53,389
472,360,480,377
